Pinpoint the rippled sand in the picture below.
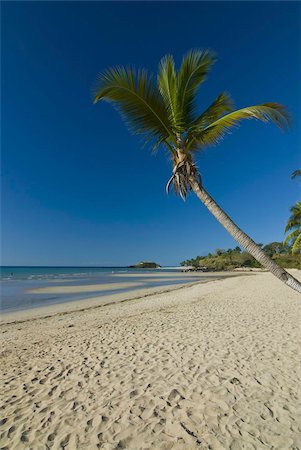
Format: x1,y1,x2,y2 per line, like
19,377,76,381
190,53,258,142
1,271,301,449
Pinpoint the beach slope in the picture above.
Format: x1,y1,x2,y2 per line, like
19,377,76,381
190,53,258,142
1,271,300,449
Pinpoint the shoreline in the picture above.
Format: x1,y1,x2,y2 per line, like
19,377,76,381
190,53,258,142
0,271,242,325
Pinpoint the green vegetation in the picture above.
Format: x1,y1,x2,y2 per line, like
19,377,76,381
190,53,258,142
181,243,301,271
273,254,301,269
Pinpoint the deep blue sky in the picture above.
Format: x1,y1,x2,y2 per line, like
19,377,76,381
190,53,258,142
1,1,300,266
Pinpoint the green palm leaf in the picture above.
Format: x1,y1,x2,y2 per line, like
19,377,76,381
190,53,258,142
292,233,301,253
284,229,300,244
177,49,216,130
93,66,176,148
189,91,233,132
285,202,301,232
285,221,301,233
157,55,179,131
284,202,301,253
187,103,291,150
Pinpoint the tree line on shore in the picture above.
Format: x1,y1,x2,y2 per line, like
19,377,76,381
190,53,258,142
181,242,301,271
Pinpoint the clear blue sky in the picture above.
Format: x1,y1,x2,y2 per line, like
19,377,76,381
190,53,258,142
1,1,300,266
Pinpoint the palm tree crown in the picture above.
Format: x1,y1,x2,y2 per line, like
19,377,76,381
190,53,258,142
93,49,290,198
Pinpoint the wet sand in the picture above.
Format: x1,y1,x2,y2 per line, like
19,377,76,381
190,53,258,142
28,282,145,294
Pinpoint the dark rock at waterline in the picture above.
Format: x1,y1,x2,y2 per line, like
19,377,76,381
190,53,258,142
128,261,161,269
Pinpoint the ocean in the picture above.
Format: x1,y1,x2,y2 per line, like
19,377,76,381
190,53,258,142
0,266,216,314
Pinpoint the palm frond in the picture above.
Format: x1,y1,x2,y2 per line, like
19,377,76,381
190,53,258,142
177,49,216,130
186,103,291,150
284,202,301,253
285,202,301,232
284,229,300,245
285,222,299,233
291,169,301,179
93,66,176,148
189,91,234,132
157,55,179,131
292,233,301,253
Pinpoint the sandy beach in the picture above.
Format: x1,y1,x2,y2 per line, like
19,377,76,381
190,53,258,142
1,271,301,449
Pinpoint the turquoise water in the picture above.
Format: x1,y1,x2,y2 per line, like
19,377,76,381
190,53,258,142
0,266,218,313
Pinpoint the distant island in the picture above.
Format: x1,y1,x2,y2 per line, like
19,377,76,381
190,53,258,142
128,261,161,269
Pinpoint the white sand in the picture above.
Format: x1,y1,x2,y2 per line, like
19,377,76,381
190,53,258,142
1,271,300,449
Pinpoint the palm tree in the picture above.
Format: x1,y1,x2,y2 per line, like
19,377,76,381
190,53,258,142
93,49,301,293
284,202,301,254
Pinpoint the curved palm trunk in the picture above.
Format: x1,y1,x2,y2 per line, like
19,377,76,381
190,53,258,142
188,177,301,294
